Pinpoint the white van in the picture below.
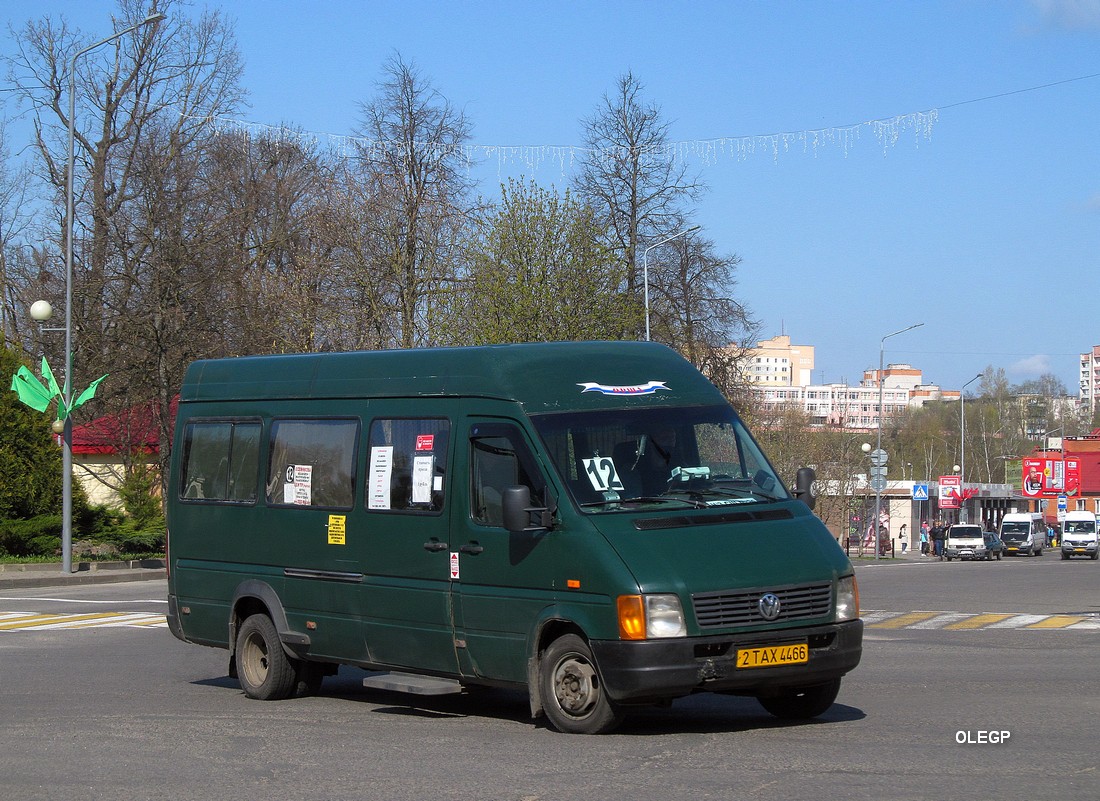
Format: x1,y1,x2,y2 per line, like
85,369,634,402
999,512,1046,557
1060,511,1098,560
945,524,995,561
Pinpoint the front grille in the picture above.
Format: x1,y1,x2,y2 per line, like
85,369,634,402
692,582,832,630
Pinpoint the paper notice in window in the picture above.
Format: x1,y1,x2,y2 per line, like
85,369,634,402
412,455,434,504
368,446,394,510
286,464,311,505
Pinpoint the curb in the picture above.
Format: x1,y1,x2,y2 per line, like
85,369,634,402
0,560,166,590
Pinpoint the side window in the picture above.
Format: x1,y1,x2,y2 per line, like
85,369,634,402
366,418,450,513
470,423,545,527
266,419,359,509
179,420,261,503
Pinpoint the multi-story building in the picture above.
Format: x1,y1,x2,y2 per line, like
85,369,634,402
1081,346,1100,417
744,335,815,387
755,363,949,431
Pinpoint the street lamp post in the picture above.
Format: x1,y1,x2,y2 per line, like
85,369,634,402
642,225,700,341
51,12,166,575
871,322,924,559
959,372,984,523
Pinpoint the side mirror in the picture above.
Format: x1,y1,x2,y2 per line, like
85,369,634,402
794,467,817,511
502,485,553,533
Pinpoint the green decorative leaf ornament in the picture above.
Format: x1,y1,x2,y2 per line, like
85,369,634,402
8,356,107,423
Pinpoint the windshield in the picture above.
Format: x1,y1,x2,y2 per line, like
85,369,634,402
949,527,982,538
1000,522,1030,535
530,404,789,512
1064,521,1096,534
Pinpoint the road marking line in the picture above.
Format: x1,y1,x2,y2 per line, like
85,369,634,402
1026,615,1088,629
0,612,119,630
867,611,946,629
0,612,168,631
944,613,1016,630
986,614,1048,628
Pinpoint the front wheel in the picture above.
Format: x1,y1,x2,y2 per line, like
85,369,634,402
757,678,841,720
539,634,623,735
235,614,297,701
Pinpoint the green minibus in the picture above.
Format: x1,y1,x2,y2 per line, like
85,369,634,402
166,341,861,733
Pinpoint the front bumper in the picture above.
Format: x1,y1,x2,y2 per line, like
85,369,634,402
589,619,863,702
945,548,986,560
1061,543,1098,556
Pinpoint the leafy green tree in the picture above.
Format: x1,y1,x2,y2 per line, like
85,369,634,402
444,179,634,344
0,339,62,519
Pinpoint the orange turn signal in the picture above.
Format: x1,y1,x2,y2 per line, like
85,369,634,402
617,595,646,640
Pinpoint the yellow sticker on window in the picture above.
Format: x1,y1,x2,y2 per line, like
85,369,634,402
327,515,346,545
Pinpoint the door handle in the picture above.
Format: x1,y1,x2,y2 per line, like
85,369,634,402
423,540,448,552
459,543,484,555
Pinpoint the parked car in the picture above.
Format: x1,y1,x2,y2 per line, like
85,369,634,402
945,524,995,561
982,530,1005,560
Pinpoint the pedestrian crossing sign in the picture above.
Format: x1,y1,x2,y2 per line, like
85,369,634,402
912,483,929,501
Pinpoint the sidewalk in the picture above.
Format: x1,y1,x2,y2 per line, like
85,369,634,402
0,559,166,590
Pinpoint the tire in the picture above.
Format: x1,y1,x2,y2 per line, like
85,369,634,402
235,614,297,701
1061,552,1069,561
996,551,1002,561
539,634,623,734
758,678,841,720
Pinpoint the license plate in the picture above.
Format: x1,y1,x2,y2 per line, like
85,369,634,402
736,642,808,669
1075,548,1086,553
1007,546,1018,551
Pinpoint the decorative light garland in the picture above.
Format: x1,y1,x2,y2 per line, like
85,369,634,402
188,107,939,175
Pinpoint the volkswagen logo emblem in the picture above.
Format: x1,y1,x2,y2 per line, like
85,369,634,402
758,593,782,621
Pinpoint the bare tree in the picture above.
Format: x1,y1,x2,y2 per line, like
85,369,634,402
5,0,245,491
352,54,473,349
573,72,703,314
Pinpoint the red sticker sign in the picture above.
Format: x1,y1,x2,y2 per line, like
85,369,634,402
415,434,435,451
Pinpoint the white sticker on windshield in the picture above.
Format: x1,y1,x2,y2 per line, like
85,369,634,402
582,457,625,492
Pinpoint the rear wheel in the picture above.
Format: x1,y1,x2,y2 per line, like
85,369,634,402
758,678,841,720
236,614,297,700
539,634,623,734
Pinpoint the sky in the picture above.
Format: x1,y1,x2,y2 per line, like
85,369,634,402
3,0,1099,395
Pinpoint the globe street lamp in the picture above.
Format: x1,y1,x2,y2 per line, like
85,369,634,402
959,372,984,523
52,12,166,574
642,225,700,341
871,322,924,559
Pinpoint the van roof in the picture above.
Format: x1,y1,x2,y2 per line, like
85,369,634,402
179,341,725,414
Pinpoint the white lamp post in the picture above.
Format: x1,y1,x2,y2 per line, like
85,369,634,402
871,322,924,559
642,225,700,341
48,12,167,575
959,372,984,523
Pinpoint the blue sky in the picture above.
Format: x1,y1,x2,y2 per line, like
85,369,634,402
4,0,1099,394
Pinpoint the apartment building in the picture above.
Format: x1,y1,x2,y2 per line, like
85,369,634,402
1081,346,1100,417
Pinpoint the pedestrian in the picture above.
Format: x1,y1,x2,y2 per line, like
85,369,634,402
930,519,946,560
920,525,929,555
900,523,908,553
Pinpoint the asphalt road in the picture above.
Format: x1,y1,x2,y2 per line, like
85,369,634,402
1,553,1097,801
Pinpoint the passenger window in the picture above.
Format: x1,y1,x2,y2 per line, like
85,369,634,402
179,420,261,503
470,423,545,527
266,419,359,509
365,419,450,513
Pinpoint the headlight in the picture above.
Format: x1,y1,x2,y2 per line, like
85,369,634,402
617,594,686,639
645,594,687,638
835,575,859,622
